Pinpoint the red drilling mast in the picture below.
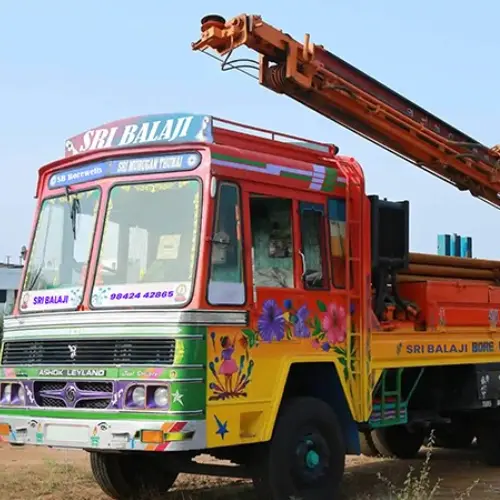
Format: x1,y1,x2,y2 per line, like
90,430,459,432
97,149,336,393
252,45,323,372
192,14,500,208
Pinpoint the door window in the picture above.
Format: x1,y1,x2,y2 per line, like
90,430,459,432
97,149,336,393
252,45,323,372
328,198,347,289
250,195,293,288
299,202,328,290
207,182,245,305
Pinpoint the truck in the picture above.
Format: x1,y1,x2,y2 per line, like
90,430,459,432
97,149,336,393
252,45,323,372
1,12,500,500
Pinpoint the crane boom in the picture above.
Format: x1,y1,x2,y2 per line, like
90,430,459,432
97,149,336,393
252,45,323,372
192,14,500,208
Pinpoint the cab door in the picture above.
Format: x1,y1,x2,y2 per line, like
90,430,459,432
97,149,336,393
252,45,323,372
243,187,348,353
293,200,349,352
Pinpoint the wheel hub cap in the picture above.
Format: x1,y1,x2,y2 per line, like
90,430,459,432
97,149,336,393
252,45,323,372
305,449,320,468
294,434,329,485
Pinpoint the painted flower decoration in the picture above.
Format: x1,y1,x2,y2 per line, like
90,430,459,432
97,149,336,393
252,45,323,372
258,299,285,342
239,336,248,350
294,305,311,338
321,303,347,344
69,287,84,306
91,286,110,306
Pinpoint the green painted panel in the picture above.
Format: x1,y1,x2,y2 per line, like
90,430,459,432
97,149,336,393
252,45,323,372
0,407,205,421
212,153,265,168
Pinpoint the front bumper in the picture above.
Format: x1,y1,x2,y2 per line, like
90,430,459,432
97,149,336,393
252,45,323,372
0,415,206,451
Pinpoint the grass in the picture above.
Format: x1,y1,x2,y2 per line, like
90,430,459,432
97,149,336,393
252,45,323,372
368,448,479,500
0,459,102,500
0,440,492,500
0,453,255,500
357,433,480,500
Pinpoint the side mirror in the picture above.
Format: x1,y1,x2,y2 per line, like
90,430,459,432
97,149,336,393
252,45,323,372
20,245,27,263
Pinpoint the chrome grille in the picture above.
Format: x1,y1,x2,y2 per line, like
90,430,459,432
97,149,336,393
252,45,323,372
38,396,66,408
75,399,111,409
1,339,176,366
35,381,66,392
33,380,115,409
75,382,113,393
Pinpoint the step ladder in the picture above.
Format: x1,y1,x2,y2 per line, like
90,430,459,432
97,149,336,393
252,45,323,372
343,158,372,422
370,367,424,428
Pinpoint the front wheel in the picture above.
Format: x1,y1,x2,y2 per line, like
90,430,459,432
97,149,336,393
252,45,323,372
250,396,345,500
371,425,425,459
90,451,178,499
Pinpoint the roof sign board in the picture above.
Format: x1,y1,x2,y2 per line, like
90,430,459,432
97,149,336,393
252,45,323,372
64,113,213,157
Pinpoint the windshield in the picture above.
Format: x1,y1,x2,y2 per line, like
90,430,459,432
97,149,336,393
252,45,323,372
20,189,100,312
91,180,201,308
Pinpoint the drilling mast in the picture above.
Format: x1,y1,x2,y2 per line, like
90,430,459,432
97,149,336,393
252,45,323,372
192,14,500,208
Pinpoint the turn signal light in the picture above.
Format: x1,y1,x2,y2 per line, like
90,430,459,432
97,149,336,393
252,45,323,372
140,430,164,444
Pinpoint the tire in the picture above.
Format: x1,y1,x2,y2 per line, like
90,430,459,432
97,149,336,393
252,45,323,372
250,396,345,500
90,452,178,499
433,426,475,449
359,431,379,457
477,421,500,466
371,425,425,459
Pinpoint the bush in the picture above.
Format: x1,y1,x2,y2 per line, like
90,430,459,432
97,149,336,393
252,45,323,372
370,432,479,500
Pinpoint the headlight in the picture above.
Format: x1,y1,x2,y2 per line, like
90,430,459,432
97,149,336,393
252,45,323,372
131,386,145,407
3,384,11,403
153,387,169,407
17,385,25,405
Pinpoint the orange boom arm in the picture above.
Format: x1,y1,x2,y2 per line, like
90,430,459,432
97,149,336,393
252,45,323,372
193,14,500,208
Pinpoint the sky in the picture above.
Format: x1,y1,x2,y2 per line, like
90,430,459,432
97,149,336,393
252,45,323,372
1,0,499,261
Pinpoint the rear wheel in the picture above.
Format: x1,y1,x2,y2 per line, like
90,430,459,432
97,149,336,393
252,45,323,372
433,425,475,449
250,396,345,500
371,425,425,459
90,451,178,499
359,431,379,457
477,421,500,466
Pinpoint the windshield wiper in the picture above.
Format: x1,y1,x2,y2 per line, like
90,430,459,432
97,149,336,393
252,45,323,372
65,186,81,240
26,266,43,291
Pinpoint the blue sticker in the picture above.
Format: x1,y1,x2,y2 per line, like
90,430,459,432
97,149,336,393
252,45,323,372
214,415,229,440
48,152,202,189
109,290,174,301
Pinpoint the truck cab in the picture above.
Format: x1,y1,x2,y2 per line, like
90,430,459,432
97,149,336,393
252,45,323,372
1,112,366,499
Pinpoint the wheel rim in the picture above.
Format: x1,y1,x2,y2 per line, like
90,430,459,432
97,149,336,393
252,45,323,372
293,431,330,487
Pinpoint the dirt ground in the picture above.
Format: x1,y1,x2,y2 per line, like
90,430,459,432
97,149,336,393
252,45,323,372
1,442,500,499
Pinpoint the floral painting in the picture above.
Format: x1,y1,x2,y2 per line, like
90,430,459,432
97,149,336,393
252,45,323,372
276,298,355,380
208,297,355,401
255,298,349,347
208,331,255,401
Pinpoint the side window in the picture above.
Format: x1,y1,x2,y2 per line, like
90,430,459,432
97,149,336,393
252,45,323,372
328,198,347,289
207,182,245,305
250,196,293,288
299,203,327,290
